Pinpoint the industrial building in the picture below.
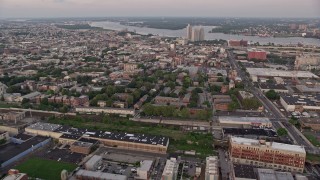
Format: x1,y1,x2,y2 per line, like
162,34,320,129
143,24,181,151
205,156,219,180
259,84,289,93
280,94,320,112
231,164,302,180
247,49,267,60
222,128,277,140
0,135,51,168
75,169,127,180
246,68,319,82
75,107,135,116
218,116,272,128
229,136,306,173
25,122,169,154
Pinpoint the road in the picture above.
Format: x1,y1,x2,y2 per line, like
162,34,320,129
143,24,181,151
226,49,319,153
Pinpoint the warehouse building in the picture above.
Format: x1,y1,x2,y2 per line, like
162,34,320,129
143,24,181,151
229,136,306,173
25,122,169,154
75,107,135,116
280,94,320,112
218,116,272,128
75,169,127,180
246,68,319,82
0,135,51,168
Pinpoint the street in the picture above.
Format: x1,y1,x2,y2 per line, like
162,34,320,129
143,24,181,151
226,50,319,154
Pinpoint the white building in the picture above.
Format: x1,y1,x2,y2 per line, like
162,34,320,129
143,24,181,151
0,82,8,97
186,24,192,40
84,155,102,171
137,160,153,180
162,158,178,180
205,156,219,180
75,107,135,116
218,116,272,128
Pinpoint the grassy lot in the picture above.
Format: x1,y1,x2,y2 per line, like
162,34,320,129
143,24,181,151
303,133,320,147
0,102,20,108
14,157,77,180
306,153,320,163
48,115,215,158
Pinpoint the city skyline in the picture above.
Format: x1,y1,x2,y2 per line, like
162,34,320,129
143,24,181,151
0,0,320,18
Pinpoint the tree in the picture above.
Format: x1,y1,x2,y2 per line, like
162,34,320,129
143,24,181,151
21,98,30,105
183,77,191,88
277,128,288,136
217,77,224,82
242,98,262,110
265,90,280,100
127,96,134,106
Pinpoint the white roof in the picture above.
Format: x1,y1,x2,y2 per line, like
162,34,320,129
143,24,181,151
219,116,271,124
76,169,127,180
231,136,306,154
138,160,153,171
247,68,319,79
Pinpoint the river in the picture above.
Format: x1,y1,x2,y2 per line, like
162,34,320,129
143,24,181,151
90,21,320,46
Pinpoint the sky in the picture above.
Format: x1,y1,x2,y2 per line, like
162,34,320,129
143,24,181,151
0,0,319,19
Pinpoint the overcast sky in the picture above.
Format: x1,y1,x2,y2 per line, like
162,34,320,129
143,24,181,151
0,0,319,18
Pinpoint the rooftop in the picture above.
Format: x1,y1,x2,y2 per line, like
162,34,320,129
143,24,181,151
233,164,256,179
75,169,127,180
27,122,169,147
223,128,277,137
247,68,319,79
26,122,61,132
219,116,271,124
230,136,306,154
0,136,49,163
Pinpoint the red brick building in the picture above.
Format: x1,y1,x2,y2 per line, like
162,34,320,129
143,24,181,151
248,49,267,60
229,136,306,173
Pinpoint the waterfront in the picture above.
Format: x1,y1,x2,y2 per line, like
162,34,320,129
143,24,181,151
91,21,320,46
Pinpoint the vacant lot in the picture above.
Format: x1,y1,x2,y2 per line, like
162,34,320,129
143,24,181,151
15,157,77,180
303,132,320,147
48,116,215,158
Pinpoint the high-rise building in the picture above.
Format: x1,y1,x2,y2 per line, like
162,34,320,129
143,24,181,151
229,136,306,173
187,25,205,42
192,28,200,42
186,24,192,40
199,27,205,41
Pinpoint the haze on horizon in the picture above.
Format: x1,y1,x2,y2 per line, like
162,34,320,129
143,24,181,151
0,0,319,19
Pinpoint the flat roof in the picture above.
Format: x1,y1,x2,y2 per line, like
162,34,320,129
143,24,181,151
27,123,169,147
26,122,61,132
257,168,294,180
138,160,153,171
0,136,49,163
12,133,34,141
233,164,256,179
247,68,319,79
219,116,271,124
259,83,287,90
76,169,127,180
223,128,277,137
231,136,306,154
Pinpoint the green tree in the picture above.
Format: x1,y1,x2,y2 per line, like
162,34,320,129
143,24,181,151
127,96,134,107
277,128,288,136
265,90,280,100
217,77,224,82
